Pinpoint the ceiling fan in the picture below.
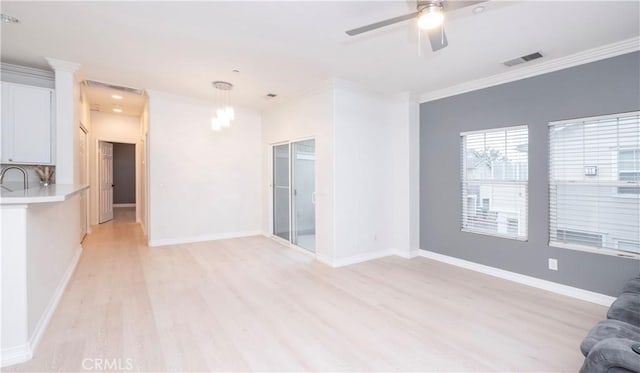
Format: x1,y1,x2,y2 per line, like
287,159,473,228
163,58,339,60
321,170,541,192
345,1,487,52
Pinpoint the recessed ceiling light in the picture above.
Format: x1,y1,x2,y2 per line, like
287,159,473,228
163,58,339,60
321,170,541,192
1,14,20,24
112,94,123,100
113,108,123,113
472,5,485,14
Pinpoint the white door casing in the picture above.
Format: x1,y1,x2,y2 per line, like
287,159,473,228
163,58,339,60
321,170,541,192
78,126,88,237
99,141,114,223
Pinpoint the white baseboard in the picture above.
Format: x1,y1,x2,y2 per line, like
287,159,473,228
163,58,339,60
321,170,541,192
315,255,334,267
149,230,262,247
417,249,616,307
258,233,616,306
392,248,420,259
0,344,32,368
113,203,135,208
331,249,396,268
1,245,83,368
330,247,420,266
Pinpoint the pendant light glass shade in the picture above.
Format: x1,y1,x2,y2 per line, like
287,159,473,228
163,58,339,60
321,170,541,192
211,81,234,131
225,106,235,121
211,117,222,131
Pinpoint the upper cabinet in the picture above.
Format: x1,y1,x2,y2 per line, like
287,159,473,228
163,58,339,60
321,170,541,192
1,82,55,165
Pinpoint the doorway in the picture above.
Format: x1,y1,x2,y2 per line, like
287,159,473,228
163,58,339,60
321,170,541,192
98,141,136,224
272,139,316,252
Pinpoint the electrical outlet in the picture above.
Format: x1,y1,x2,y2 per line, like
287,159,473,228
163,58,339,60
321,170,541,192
548,258,558,271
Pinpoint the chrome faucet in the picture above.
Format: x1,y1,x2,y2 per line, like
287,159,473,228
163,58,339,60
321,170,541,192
0,166,29,190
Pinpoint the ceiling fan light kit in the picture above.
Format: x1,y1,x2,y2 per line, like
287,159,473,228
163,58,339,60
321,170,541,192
345,0,487,52
417,3,444,30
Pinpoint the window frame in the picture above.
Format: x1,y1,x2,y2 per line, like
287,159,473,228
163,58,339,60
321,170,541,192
617,148,640,196
460,124,529,241
548,111,640,259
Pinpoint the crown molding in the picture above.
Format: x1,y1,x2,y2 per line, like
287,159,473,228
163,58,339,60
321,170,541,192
419,36,640,104
0,63,54,80
45,57,81,73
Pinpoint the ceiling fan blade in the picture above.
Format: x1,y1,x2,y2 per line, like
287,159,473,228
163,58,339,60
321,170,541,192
427,26,448,51
346,12,418,36
441,0,488,12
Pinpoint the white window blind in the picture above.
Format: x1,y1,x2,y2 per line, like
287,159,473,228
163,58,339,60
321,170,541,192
549,112,640,255
461,125,529,240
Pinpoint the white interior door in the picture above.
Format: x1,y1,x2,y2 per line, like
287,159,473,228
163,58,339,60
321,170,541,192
99,141,114,223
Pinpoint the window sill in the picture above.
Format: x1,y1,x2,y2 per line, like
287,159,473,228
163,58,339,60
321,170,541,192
549,241,640,260
461,228,528,242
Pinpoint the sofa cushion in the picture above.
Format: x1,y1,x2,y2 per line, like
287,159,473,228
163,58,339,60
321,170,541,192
622,276,640,295
608,293,640,327
581,319,640,357
579,338,640,373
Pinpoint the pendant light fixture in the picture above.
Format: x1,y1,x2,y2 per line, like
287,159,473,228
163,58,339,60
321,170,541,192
211,81,235,131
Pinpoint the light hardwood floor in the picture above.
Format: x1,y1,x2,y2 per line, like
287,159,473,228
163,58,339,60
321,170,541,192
10,207,605,372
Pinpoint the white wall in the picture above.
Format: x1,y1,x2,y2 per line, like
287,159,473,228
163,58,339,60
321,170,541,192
333,83,396,260
260,79,419,265
147,90,262,246
332,83,420,261
89,111,141,226
138,98,149,233
261,83,335,260
389,95,420,257
46,59,81,185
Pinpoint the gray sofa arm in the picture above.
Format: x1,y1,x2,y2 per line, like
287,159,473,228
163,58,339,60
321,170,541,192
579,338,640,373
581,320,640,357
608,293,640,327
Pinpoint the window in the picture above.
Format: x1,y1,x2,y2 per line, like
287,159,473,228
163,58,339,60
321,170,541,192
549,112,640,255
556,230,603,248
618,149,640,194
461,125,528,240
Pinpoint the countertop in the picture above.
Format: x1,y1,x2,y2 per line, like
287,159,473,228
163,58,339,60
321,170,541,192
0,184,89,205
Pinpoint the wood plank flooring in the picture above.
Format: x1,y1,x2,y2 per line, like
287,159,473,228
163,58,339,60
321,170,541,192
9,207,605,372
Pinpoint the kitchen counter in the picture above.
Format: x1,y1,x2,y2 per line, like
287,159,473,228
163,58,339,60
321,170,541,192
2,183,86,366
0,184,89,205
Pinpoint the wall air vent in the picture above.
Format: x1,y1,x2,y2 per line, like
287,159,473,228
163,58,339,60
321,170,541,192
503,52,544,67
84,80,144,95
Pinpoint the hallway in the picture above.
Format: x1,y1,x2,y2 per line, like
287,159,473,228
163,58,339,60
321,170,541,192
9,213,605,372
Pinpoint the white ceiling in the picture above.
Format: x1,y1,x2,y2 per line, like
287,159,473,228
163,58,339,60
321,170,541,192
83,84,146,117
1,1,639,111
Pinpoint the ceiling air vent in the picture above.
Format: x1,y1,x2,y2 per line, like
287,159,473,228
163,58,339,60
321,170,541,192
503,52,544,67
84,80,144,95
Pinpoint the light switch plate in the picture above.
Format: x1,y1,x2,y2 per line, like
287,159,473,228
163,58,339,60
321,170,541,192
548,258,558,271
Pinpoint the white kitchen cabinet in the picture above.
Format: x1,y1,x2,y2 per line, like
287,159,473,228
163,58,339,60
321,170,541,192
1,82,54,164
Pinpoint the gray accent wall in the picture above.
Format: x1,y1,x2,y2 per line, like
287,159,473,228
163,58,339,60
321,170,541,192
420,52,640,297
113,142,136,204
